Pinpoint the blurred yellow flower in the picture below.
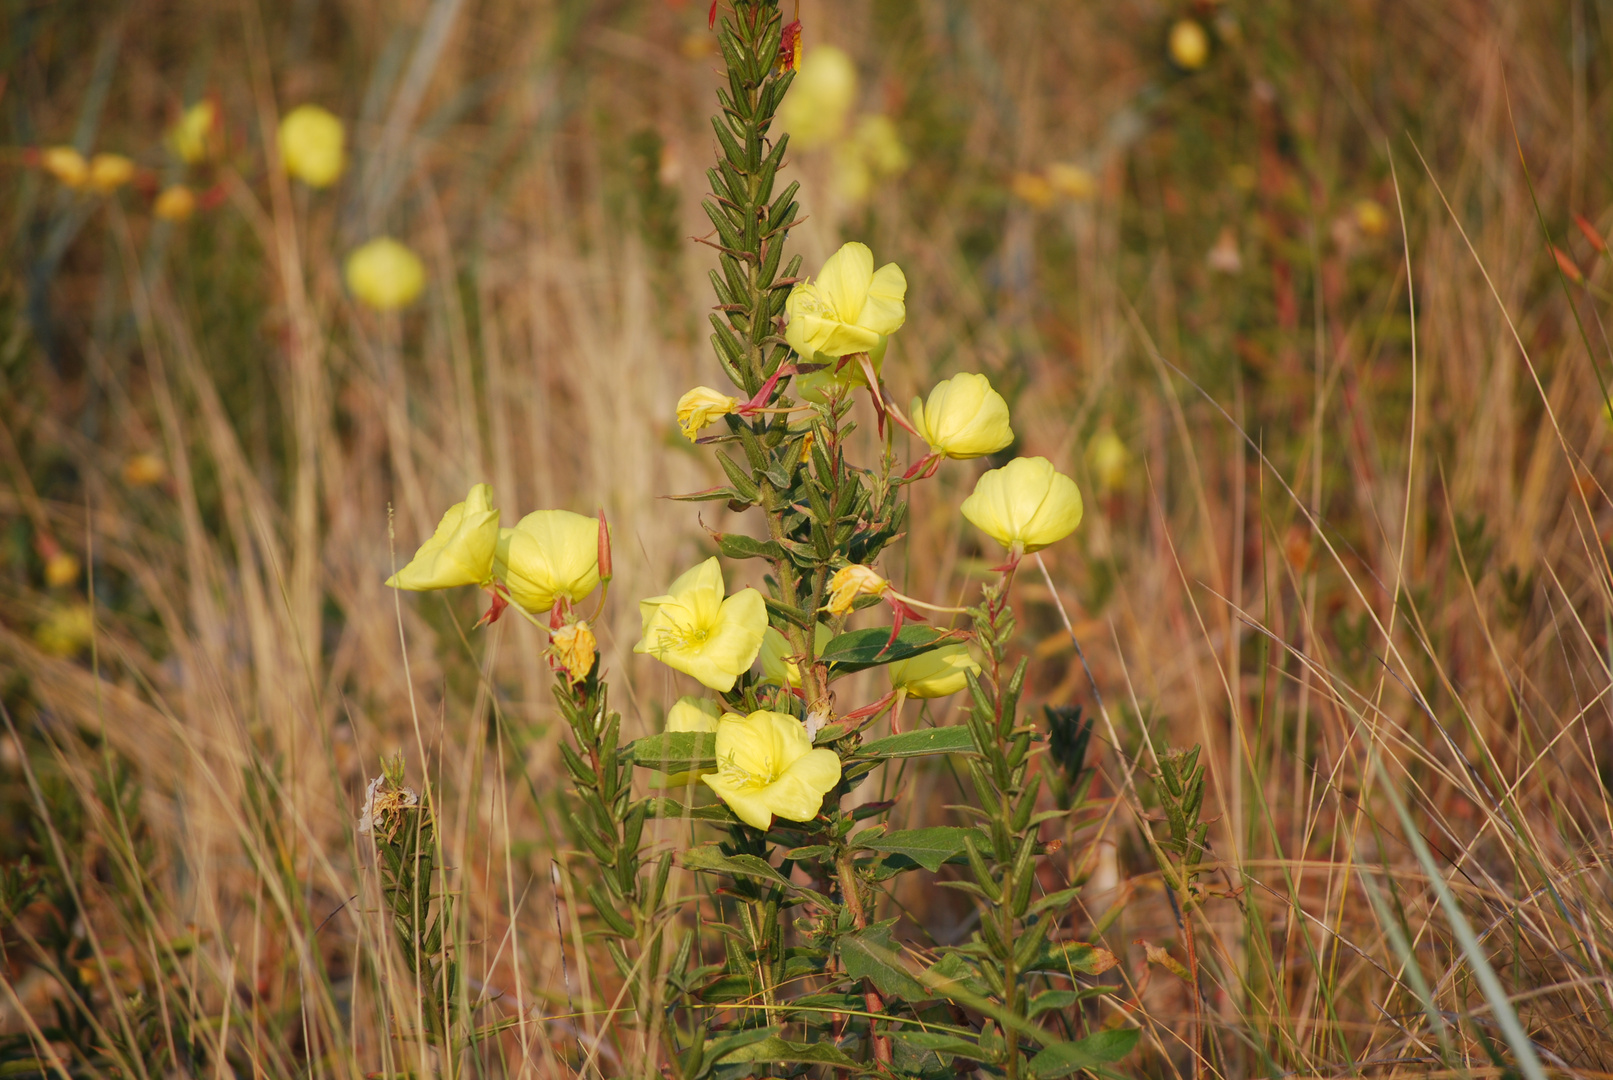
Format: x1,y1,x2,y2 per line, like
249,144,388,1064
167,101,216,164
42,147,88,188
87,153,136,192
1168,18,1210,70
1011,171,1055,209
278,104,345,188
833,114,909,205
677,386,739,441
961,456,1084,555
45,551,81,588
825,564,888,616
702,709,842,830
35,603,95,658
122,453,168,486
658,696,722,786
1355,198,1389,238
1085,430,1130,494
785,242,906,366
153,185,196,222
1047,162,1096,201
911,372,1014,460
495,510,601,613
759,623,833,687
888,642,980,698
778,45,857,149
549,621,597,684
635,557,767,692
387,484,500,591
346,238,426,311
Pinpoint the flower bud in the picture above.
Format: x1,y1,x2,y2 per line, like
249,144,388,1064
42,147,89,189
87,153,136,192
1084,430,1129,494
346,238,426,311
676,386,739,441
495,510,601,614
278,104,346,188
910,373,1014,460
387,484,500,591
961,456,1084,555
888,642,980,698
825,564,888,616
154,185,197,222
549,621,598,685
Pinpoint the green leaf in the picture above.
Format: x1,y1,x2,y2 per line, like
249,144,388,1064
718,533,784,562
681,847,831,906
717,1036,856,1068
643,797,740,824
840,921,927,1001
1027,1030,1141,1077
858,726,976,760
857,827,979,872
1027,988,1115,1017
820,625,955,676
626,732,715,774
888,1030,988,1061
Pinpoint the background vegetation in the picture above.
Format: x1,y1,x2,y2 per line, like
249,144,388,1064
3,0,1612,1075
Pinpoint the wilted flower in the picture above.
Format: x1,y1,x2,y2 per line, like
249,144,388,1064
759,623,833,687
1085,430,1130,494
961,456,1084,555
167,101,217,164
87,153,136,193
346,238,426,311
676,386,739,441
911,373,1014,460
549,621,597,684
153,185,196,222
122,453,168,486
785,242,907,379
701,710,842,830
825,564,888,616
635,557,768,692
495,510,601,613
357,773,420,839
777,45,857,149
888,642,980,698
44,551,80,588
278,104,345,187
41,147,88,189
1168,18,1210,70
1047,162,1096,201
387,483,500,591
35,603,94,658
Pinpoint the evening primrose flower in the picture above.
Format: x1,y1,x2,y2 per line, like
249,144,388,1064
961,456,1084,555
825,564,889,616
1085,430,1130,494
278,104,346,187
635,558,767,692
153,185,196,222
676,386,739,441
167,101,217,164
785,242,906,378
387,483,500,590
702,710,842,830
1047,162,1096,201
346,238,426,311
122,453,167,486
1168,18,1210,70
87,154,136,192
549,621,597,684
759,623,833,687
495,510,601,614
888,642,980,698
41,147,88,188
777,45,857,149
910,373,1014,460
44,551,81,588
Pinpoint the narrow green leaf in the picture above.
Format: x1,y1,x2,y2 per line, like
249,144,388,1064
1027,1030,1141,1077
820,625,955,675
718,1036,855,1068
858,726,976,760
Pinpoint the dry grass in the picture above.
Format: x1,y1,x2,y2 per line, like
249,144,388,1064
3,0,1613,1076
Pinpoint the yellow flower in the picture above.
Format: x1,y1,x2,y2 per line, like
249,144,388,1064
41,147,88,188
778,45,857,149
87,154,136,192
635,557,768,692
1355,198,1389,238
1010,171,1054,209
759,623,833,687
911,373,1014,460
676,386,739,441
1168,18,1210,70
278,104,346,187
961,456,1084,555
785,242,906,379
833,115,909,206
153,185,196,222
44,551,80,588
122,453,167,486
495,510,601,613
825,564,888,616
659,696,722,786
1085,430,1130,494
386,484,500,591
550,621,597,685
35,603,94,658
702,710,842,830
1047,162,1096,201
167,101,217,164
346,238,426,311
888,642,981,698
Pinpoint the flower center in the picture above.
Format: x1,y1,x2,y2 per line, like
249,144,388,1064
718,751,777,789
658,619,712,653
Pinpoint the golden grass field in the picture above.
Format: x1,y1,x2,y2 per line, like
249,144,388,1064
4,0,1613,1075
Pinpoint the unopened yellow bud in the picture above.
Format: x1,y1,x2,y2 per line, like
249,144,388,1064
123,453,168,486
153,185,196,222
826,564,888,616
45,551,81,588
346,238,426,311
168,101,217,164
676,386,739,441
278,104,345,188
1168,18,1210,70
42,147,89,189
961,456,1083,555
550,621,598,685
910,372,1014,460
87,153,135,193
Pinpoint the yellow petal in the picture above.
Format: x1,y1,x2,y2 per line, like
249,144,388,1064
496,509,601,613
913,373,1013,459
960,457,1083,554
859,262,908,337
817,242,874,324
387,484,500,590
666,696,722,733
888,642,981,698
